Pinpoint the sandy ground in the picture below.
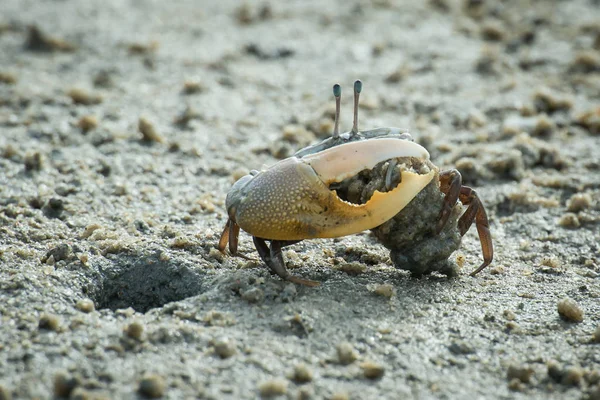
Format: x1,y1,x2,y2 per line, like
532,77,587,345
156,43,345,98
1,0,600,399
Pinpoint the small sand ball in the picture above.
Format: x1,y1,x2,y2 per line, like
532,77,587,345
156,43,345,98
330,393,349,400
567,193,592,213
39,314,61,331
68,88,102,105
241,287,264,304
592,325,600,343
213,337,237,359
507,364,534,383
75,298,95,313
557,297,584,322
371,284,395,298
291,363,313,383
54,373,80,398
559,213,580,228
360,361,385,379
182,80,205,94
508,378,524,392
336,342,358,365
258,379,288,397
547,360,564,382
138,375,165,398
138,117,164,143
77,115,98,132
0,384,11,400
125,321,144,340
562,366,583,386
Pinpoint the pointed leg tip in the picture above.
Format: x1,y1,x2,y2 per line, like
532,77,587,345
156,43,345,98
469,263,489,276
287,275,320,287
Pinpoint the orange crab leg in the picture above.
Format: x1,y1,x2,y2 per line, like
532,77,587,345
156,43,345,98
457,186,493,276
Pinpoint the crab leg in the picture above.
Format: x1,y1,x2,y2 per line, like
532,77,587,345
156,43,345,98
253,237,319,287
229,220,240,255
436,169,462,234
437,169,493,275
218,219,231,253
456,186,493,276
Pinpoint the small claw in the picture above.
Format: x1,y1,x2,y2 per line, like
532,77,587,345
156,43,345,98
385,158,398,191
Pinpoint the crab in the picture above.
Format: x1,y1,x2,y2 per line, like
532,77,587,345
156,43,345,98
218,81,493,286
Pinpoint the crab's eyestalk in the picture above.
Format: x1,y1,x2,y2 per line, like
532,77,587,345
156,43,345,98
333,83,341,138
352,80,362,134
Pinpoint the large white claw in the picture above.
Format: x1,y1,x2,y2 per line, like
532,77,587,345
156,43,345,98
301,138,430,185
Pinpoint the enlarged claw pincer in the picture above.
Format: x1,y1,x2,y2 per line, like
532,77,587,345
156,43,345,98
229,138,434,242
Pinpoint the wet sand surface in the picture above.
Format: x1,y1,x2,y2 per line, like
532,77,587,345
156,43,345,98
1,0,599,399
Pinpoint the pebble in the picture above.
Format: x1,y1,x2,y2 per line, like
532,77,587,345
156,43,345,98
533,88,573,113
81,224,102,239
138,375,166,398
54,372,80,398
125,321,144,340
547,360,564,382
337,262,366,275
291,363,313,383
489,265,505,275
297,387,313,400
588,385,600,400
77,115,98,132
336,342,358,365
24,151,43,171
330,392,349,400
575,107,600,135
0,385,11,400
128,41,159,55
587,370,600,385
372,284,395,298
507,364,534,383
182,80,205,94
593,325,600,343
45,243,72,262
39,313,61,331
481,20,506,41
360,361,385,379
567,193,592,213
557,297,584,322
448,340,475,355
508,378,524,391
213,337,236,359
532,115,555,137
139,117,164,143
68,88,102,105
281,124,315,146
559,213,580,229
41,198,66,219
76,298,95,313
25,25,75,52
257,379,287,397
0,72,17,84
208,248,224,263
385,66,409,83
241,287,264,304
571,51,600,73
562,366,583,386
503,310,516,321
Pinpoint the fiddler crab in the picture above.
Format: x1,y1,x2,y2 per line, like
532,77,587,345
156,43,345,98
218,80,493,286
